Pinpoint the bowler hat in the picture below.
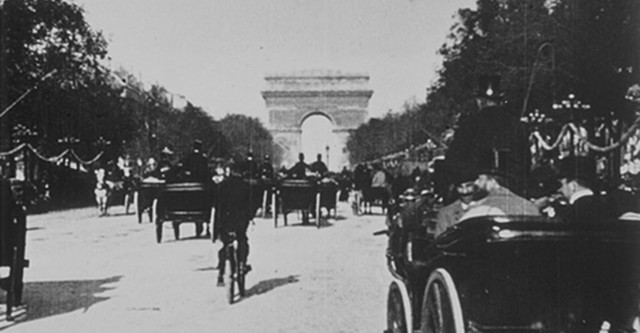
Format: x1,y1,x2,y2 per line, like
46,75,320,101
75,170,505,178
557,156,596,184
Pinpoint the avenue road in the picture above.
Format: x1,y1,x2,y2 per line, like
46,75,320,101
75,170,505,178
0,202,391,333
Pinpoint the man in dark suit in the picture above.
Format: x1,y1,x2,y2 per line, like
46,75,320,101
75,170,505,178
214,162,253,286
555,155,617,223
287,153,310,179
309,153,328,176
181,139,210,182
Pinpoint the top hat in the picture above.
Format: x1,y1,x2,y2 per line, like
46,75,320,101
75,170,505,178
557,156,597,184
476,74,503,100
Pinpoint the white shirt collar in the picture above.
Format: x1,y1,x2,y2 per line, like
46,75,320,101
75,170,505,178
569,188,594,204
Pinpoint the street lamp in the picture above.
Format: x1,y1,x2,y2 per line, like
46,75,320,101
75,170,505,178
325,145,330,171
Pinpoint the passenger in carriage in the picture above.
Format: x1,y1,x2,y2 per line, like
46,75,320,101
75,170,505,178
555,155,617,222
460,149,540,221
310,153,328,177
287,153,311,179
434,169,478,237
259,154,274,180
238,151,260,180
181,139,210,182
145,146,178,181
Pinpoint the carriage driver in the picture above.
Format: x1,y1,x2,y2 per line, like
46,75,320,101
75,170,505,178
214,162,253,287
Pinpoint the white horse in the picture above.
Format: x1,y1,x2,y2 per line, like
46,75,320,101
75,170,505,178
94,168,109,216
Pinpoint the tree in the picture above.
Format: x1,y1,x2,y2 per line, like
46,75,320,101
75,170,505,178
1,0,113,156
218,114,273,163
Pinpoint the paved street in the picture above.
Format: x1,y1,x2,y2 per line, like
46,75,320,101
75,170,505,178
0,202,391,333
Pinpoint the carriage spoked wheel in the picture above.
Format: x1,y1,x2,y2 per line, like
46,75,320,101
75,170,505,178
272,191,279,228
420,268,465,333
386,282,412,333
172,222,180,240
133,191,141,223
153,199,163,243
315,192,321,229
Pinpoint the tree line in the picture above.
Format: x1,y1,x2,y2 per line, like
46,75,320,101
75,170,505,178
1,0,273,172
347,0,640,165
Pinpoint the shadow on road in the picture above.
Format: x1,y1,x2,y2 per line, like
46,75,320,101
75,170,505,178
0,275,122,329
243,275,299,300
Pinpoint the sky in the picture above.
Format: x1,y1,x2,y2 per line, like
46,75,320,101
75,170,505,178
72,0,476,123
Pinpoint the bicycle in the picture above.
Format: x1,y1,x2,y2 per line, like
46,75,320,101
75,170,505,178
224,231,247,304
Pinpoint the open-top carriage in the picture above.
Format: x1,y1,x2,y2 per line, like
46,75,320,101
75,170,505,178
0,181,29,321
318,179,339,219
382,201,640,332
272,178,321,228
153,182,213,243
133,179,165,223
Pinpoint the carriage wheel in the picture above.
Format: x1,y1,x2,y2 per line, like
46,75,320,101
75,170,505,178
155,222,163,243
173,222,180,240
420,268,465,333
315,193,321,229
273,192,278,228
134,191,141,223
387,282,412,333
261,190,268,218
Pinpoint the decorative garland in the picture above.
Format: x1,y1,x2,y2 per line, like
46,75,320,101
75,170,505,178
529,117,640,154
0,144,104,167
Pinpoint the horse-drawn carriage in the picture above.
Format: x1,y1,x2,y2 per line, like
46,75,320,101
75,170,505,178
272,178,321,228
153,182,214,243
381,196,640,333
0,181,29,320
133,180,165,223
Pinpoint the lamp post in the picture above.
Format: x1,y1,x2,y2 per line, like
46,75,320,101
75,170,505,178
325,145,330,171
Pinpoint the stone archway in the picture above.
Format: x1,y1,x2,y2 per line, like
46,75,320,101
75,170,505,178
261,70,373,171
300,113,334,169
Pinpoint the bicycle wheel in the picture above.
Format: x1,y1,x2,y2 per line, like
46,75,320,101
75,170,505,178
226,245,237,304
238,261,246,297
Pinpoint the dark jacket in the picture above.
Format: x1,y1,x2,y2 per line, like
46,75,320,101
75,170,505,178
214,175,253,237
182,151,210,182
557,194,618,223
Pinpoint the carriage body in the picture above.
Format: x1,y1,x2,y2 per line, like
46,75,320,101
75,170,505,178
385,214,640,332
0,181,28,320
133,180,165,223
154,182,213,243
319,179,339,218
273,179,320,228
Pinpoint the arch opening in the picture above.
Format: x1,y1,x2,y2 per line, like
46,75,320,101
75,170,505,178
300,114,335,171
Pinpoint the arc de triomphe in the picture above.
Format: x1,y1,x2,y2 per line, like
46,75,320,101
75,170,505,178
261,70,373,171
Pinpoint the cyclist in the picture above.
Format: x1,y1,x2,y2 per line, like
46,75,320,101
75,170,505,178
214,162,253,286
